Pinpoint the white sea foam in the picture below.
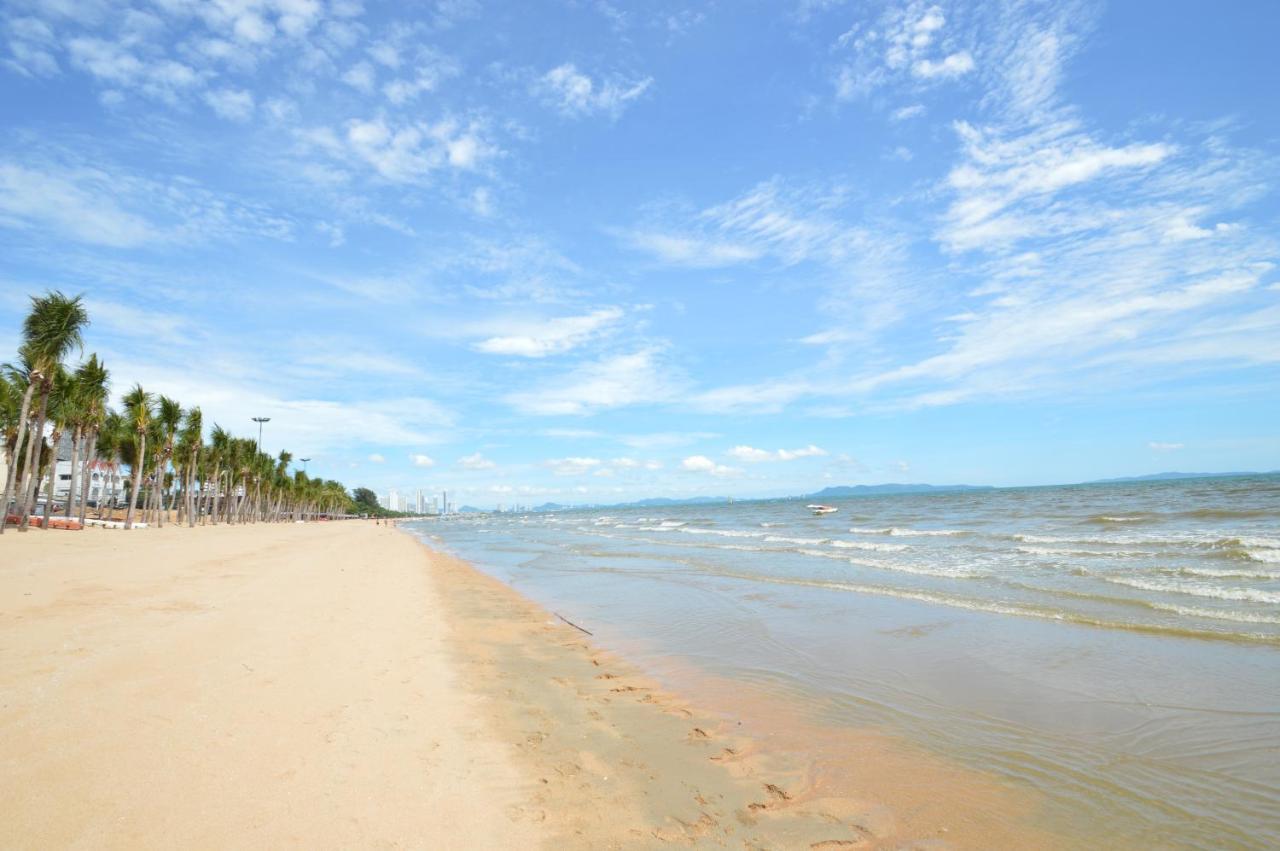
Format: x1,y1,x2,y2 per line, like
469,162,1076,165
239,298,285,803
1017,545,1155,558
849,526,962,537
795,550,977,577
1102,576,1280,605
765,534,830,546
1171,566,1280,580
1244,549,1280,564
831,539,909,552
1231,536,1280,549
680,527,766,539
1147,602,1280,625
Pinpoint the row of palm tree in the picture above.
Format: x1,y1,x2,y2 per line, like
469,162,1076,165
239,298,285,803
2,291,355,533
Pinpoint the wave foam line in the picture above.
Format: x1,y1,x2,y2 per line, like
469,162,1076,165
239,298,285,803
1101,576,1280,605
831,539,910,552
714,571,1279,645
848,526,964,537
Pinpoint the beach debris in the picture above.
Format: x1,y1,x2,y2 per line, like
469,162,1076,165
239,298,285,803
554,612,593,635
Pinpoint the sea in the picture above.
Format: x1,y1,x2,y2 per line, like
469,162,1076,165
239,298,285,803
406,474,1280,848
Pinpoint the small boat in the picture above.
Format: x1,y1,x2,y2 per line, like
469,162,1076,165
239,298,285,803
807,504,838,515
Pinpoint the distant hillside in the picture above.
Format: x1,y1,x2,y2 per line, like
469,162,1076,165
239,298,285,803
806,483,994,499
1084,471,1273,484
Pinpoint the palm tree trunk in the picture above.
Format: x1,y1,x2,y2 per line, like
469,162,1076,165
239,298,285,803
155,459,166,528
125,432,146,530
187,453,198,528
77,431,98,526
65,428,80,520
211,467,221,526
38,428,63,528
18,386,52,531
0,380,37,533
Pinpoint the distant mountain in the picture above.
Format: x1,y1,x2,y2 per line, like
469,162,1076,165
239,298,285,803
1084,471,1273,484
457,505,484,513
533,502,571,512
806,483,994,499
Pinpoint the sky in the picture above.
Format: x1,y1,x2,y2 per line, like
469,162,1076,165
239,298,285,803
1,0,1277,508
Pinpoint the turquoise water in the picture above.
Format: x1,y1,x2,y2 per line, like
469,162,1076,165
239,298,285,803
407,475,1280,848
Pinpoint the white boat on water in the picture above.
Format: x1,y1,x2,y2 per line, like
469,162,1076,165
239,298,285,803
807,504,838,515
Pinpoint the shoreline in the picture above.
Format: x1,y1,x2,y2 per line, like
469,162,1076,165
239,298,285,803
405,526,1061,848
2,521,1058,848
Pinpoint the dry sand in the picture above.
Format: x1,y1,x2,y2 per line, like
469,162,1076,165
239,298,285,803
1,521,1057,849
1,521,538,849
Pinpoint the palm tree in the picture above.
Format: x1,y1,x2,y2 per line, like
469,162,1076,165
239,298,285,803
0,366,23,524
69,355,109,522
207,425,229,525
34,366,71,525
1,347,38,533
177,407,202,527
95,410,126,520
151,396,182,528
121,385,152,530
8,292,89,532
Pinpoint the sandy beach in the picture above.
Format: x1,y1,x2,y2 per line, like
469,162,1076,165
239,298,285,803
1,522,1056,849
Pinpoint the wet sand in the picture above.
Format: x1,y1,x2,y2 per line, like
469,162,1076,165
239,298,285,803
1,521,1056,848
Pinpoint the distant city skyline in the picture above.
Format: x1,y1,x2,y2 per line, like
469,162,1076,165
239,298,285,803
2,1,1277,509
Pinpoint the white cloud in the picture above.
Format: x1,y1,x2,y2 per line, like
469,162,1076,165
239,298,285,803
890,103,926,121
473,307,623,357
681,455,740,476
833,2,975,100
341,61,376,92
617,432,717,449
458,452,495,470
621,232,763,268
727,444,827,462
333,116,495,181
1148,442,1184,452
204,87,255,121
369,453,386,463
0,162,160,247
0,156,293,248
410,453,436,467
505,348,681,416
537,63,652,118
912,51,973,79
545,457,602,476
368,41,400,68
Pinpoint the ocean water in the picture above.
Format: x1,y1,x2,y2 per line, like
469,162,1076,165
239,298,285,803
406,475,1280,848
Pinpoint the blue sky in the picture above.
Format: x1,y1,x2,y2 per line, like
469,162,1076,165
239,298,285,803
1,0,1277,507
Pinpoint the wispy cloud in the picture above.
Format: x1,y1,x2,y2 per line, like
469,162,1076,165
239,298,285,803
505,348,682,416
680,455,740,476
727,444,827,462
472,307,623,357
0,155,293,247
833,1,975,100
545,456,602,476
536,63,652,118
457,452,495,470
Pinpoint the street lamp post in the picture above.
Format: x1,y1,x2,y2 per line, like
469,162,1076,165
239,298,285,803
252,417,271,453
300,458,311,474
